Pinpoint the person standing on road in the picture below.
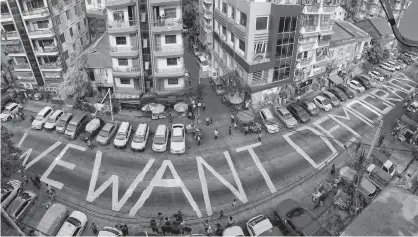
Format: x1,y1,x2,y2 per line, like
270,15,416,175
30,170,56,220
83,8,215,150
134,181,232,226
87,139,93,150
202,102,206,111
258,131,262,142
122,224,129,236
206,117,210,126
233,122,237,130
214,129,218,139
91,223,98,235
232,199,237,208
227,216,235,228
230,114,235,124
197,135,201,146
219,210,224,219
228,126,232,135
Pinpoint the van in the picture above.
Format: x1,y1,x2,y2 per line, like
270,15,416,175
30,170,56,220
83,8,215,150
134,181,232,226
366,164,392,190
113,121,132,149
152,125,169,152
198,55,210,72
371,150,396,176
131,123,149,151
55,113,73,133
357,176,377,204
35,203,68,236
32,106,53,130
65,113,89,140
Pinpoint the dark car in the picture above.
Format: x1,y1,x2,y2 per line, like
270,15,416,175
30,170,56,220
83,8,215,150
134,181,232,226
335,84,355,99
6,190,37,225
96,122,119,145
297,99,319,116
353,75,372,90
287,103,311,124
80,117,105,141
327,87,348,101
276,199,331,236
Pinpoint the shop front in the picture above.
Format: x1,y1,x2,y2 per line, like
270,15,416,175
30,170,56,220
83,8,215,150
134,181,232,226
394,115,418,144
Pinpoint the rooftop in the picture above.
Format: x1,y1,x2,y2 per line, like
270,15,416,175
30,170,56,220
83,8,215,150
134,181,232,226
355,18,394,39
330,21,370,48
86,32,112,69
341,185,418,236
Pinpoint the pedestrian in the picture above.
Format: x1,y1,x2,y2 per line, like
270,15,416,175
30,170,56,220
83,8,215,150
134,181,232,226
46,184,52,194
165,217,172,234
215,223,223,236
177,210,183,221
87,139,93,150
206,226,213,236
232,199,237,208
219,210,224,219
197,135,201,146
183,225,192,235
206,117,210,126
209,116,213,124
228,126,232,135
202,102,206,111
168,112,172,123
233,122,237,130
227,216,235,228
28,230,36,236
244,125,248,135
49,189,56,201
115,224,122,230
331,164,336,175
230,114,235,124
122,224,129,236
91,223,98,235
203,220,210,229
158,212,164,225
214,129,218,139
258,132,262,142
21,173,28,185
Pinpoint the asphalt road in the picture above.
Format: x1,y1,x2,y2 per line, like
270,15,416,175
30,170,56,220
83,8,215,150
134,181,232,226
6,72,416,220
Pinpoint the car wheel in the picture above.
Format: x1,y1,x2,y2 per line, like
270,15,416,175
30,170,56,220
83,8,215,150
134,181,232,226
33,197,37,204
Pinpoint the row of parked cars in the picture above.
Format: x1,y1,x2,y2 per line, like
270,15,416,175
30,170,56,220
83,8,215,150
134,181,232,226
259,76,374,133
30,107,187,154
379,59,407,73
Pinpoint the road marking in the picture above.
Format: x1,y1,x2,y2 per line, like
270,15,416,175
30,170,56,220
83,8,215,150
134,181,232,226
345,100,382,124
129,160,202,217
328,124,340,134
370,88,402,106
236,143,277,193
359,94,394,115
197,152,248,216
283,126,338,169
17,133,28,148
20,149,33,167
87,151,155,211
388,78,417,93
41,144,85,190
24,141,61,170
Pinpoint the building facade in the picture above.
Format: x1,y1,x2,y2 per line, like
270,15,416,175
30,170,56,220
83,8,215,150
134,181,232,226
85,0,105,12
333,5,347,20
0,0,90,91
343,0,412,23
105,0,185,96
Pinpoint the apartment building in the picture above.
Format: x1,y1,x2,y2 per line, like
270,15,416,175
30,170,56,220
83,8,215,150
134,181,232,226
211,0,303,106
85,0,104,12
197,0,213,59
105,0,185,96
0,0,90,91
343,0,412,23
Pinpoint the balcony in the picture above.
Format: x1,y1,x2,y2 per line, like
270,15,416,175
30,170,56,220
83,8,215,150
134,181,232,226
296,58,313,68
298,42,317,52
303,4,320,13
248,57,271,65
22,7,50,19
28,28,54,38
34,46,59,55
271,0,301,4
203,0,212,4
316,54,328,62
113,66,141,77
204,9,213,19
151,19,182,33
110,45,139,57
312,66,326,76
4,46,25,55
318,38,331,47
1,12,12,22
154,67,185,77
154,45,184,57
106,0,136,8
40,63,62,71
14,63,31,70
149,0,181,6
320,23,332,31
300,25,318,33
108,20,138,34
2,31,19,39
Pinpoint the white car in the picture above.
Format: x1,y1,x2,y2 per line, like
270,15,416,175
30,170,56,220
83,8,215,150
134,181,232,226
368,71,385,81
259,108,280,133
380,63,395,72
170,124,186,154
247,215,282,236
131,123,150,152
32,106,53,130
272,107,298,128
348,80,365,93
313,95,332,112
113,122,132,149
198,55,210,72
223,226,245,236
98,227,122,236
152,125,170,152
0,103,22,122
44,110,64,131
1,180,22,209
386,60,401,70
56,211,88,236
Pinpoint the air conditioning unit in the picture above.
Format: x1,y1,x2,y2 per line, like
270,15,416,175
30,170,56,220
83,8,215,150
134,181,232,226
144,61,149,70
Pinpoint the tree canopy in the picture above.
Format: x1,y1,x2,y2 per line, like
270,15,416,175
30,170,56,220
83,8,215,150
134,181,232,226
1,127,22,179
364,40,390,68
183,0,196,30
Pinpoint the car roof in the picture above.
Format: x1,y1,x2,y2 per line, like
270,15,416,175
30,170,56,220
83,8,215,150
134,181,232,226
118,122,130,133
323,91,335,97
350,80,360,84
50,110,63,119
38,106,52,115
59,113,72,121
261,108,274,117
103,122,116,131
5,103,18,109
315,95,326,101
155,124,167,135
172,127,183,137
135,123,148,136
277,107,290,114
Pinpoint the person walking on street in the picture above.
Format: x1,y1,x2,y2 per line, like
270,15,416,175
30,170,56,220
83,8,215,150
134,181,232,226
206,117,210,126
122,224,129,236
203,220,210,229
228,126,232,135
233,122,237,130
227,216,235,228
197,135,201,146
209,116,213,124
230,114,235,124
219,210,224,219
331,164,336,175
214,129,218,139
91,223,98,235
215,223,223,236
232,199,237,208
158,212,164,226
87,139,93,150
258,131,262,142
202,102,206,111
115,224,123,230
46,184,52,194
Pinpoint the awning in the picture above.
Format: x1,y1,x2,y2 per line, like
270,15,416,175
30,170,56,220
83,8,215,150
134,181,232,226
320,30,334,36
329,75,343,84
2,40,20,45
300,32,319,38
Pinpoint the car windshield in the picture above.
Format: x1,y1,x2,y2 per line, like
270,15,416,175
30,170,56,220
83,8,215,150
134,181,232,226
66,124,76,132
98,130,108,137
286,207,306,219
283,112,293,120
322,99,330,105
172,134,183,142
1,190,11,202
66,217,81,227
133,135,145,143
47,117,56,123
56,119,66,127
20,192,30,199
200,61,209,66
35,115,44,121
154,135,166,145
3,108,11,114
115,133,126,140
266,117,276,125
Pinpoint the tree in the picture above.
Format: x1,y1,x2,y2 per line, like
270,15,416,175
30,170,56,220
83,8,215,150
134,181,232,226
1,127,22,179
183,0,196,30
363,40,386,70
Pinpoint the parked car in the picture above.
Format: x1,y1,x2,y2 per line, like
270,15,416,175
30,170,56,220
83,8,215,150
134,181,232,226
276,199,331,236
348,80,365,93
327,87,348,101
32,106,53,129
170,124,186,154
198,55,210,72
55,113,73,133
44,110,64,131
272,106,298,128
287,103,311,124
297,99,319,116
223,226,245,236
371,150,396,176
56,210,88,237
96,122,119,145
368,70,385,81
65,113,89,140
335,84,355,99
313,95,332,112
6,190,37,224
98,227,122,236
353,75,372,90
1,180,22,209
322,91,340,107
386,60,401,70
152,125,170,152
35,203,68,236
380,63,395,72
0,103,22,122
247,215,283,236
113,122,132,149
259,108,280,133
191,44,199,57
131,123,150,152
80,117,105,141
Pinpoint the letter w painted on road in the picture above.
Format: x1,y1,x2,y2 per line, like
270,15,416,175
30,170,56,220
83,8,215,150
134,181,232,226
197,153,248,216
86,151,155,211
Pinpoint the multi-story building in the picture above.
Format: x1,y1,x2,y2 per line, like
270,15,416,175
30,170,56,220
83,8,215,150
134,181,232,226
343,0,412,23
197,0,213,61
333,5,347,20
294,0,340,96
0,0,90,91
105,0,185,96
210,0,303,106
355,18,396,49
85,0,105,12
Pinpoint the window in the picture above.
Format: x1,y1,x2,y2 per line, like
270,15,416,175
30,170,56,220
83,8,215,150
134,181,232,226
120,78,131,84
167,58,177,66
222,1,227,14
36,20,49,29
74,6,79,16
65,10,70,20
69,27,73,37
87,0,91,4
254,42,267,54
80,37,84,47
113,11,124,22
118,58,128,66
60,33,65,43
167,78,178,84
239,39,245,52
165,35,176,44
256,17,268,30
290,17,297,31
97,0,101,3
164,8,176,18
29,0,45,9
2,24,15,32
116,36,127,45
230,33,235,43
230,6,235,20
239,12,247,27
222,26,226,35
